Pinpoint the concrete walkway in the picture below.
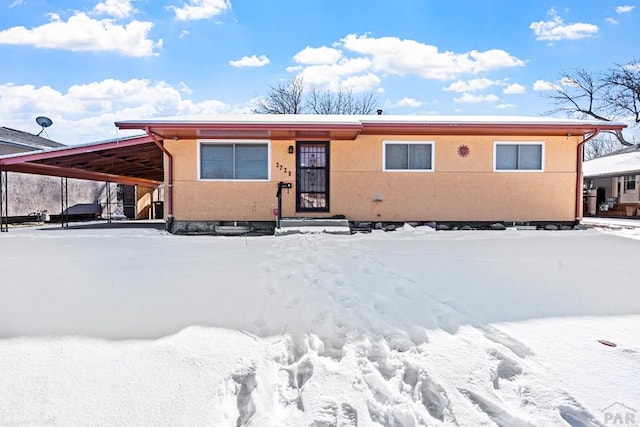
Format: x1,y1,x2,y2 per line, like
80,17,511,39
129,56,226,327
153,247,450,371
582,217,640,228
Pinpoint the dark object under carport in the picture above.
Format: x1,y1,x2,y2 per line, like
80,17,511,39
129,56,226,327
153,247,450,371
153,201,164,219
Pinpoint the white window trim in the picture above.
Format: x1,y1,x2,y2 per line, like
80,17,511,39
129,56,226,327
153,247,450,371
493,141,545,172
624,175,636,192
382,140,435,172
198,139,271,182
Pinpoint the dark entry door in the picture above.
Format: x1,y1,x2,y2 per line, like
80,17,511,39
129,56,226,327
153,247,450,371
296,142,329,212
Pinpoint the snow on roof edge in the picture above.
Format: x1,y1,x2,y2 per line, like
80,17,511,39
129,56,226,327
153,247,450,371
115,114,626,128
583,149,640,177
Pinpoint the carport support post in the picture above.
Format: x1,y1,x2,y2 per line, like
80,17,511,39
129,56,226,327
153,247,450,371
61,177,68,228
0,169,7,232
106,181,112,223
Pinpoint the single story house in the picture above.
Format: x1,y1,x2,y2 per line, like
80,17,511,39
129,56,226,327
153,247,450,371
110,115,626,233
583,144,640,216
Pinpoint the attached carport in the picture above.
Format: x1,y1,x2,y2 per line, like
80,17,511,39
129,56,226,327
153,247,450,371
0,134,165,232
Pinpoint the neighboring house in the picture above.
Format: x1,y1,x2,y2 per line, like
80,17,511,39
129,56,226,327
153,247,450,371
112,115,626,233
0,126,64,155
583,144,640,215
0,127,118,220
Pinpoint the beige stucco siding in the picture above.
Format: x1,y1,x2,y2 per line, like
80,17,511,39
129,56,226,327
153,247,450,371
165,134,581,222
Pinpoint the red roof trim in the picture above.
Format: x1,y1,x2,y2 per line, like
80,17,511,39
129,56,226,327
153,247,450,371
0,135,154,166
1,162,161,186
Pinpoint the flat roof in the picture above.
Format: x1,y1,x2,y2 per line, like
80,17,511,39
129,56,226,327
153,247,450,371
116,114,624,126
116,114,627,140
583,146,640,178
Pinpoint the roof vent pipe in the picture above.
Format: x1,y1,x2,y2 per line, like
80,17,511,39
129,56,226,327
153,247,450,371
376,109,383,115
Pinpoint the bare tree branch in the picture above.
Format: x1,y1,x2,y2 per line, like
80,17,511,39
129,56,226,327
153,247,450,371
252,76,305,114
583,134,623,160
542,62,640,146
254,77,379,115
306,87,379,115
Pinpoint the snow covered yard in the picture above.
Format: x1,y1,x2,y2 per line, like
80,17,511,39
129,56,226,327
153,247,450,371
0,224,639,426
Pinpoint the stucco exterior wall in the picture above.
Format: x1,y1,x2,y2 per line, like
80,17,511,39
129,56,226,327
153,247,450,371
165,134,581,223
4,172,117,217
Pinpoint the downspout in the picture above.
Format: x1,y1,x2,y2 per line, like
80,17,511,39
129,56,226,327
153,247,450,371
575,129,601,221
145,128,173,230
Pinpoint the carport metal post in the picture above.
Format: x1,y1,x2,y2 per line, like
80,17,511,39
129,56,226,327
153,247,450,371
61,177,68,228
0,169,7,232
106,181,112,223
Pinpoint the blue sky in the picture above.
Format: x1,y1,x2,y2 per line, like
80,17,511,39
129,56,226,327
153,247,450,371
0,0,638,144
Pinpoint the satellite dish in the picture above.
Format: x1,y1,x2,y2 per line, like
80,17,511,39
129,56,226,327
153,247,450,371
35,116,53,136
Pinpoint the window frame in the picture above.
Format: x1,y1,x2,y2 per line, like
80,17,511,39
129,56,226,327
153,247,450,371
198,140,271,181
493,141,545,172
382,140,435,172
624,175,636,192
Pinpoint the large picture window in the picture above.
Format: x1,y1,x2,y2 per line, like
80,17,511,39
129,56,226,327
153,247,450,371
494,142,544,171
200,141,269,180
383,141,434,171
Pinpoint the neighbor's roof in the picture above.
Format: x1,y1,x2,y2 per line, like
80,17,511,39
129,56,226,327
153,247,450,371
0,126,65,151
583,145,640,178
116,114,627,140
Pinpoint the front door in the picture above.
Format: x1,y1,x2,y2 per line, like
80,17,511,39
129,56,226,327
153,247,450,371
296,142,329,212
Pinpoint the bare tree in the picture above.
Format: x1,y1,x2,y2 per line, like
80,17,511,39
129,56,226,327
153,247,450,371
254,77,379,115
253,76,305,114
306,87,378,115
583,134,623,160
544,60,640,147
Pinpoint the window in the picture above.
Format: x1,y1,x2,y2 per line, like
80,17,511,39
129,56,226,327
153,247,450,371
624,175,636,191
383,141,433,171
199,141,269,180
494,142,544,171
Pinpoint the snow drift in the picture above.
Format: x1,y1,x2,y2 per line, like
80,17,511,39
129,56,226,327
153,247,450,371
0,224,638,426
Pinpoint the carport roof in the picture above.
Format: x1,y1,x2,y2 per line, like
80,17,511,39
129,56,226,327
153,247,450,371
0,134,163,186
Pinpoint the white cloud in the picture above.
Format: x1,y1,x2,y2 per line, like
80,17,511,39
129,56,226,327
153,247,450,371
296,57,375,92
293,46,343,65
179,30,189,38
533,79,560,91
287,34,525,95
0,79,239,144
503,83,526,94
616,5,635,13
93,0,135,19
530,8,598,41
495,103,514,109
453,93,499,103
179,82,192,94
443,78,499,93
392,97,423,108
444,79,525,95
169,0,231,21
340,73,381,92
229,54,270,68
606,17,619,24
9,0,25,7
340,34,524,79
0,12,161,57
